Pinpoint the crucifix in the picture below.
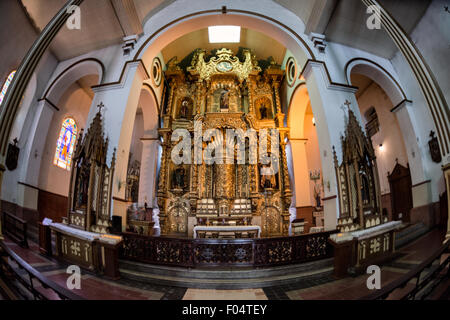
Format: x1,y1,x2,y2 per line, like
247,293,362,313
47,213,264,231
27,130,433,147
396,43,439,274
340,99,351,113
340,99,352,124
344,99,351,109
97,102,105,113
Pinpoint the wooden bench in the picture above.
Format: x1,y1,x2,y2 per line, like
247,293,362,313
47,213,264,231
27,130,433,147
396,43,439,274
2,211,28,248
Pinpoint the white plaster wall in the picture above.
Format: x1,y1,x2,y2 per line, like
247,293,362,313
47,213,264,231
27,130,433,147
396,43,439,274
388,0,449,201
38,84,92,196
304,113,322,205
408,0,450,113
0,0,37,83
356,82,408,194
129,113,144,164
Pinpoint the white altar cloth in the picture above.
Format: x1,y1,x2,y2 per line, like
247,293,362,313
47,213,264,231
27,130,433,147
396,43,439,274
329,220,402,243
49,223,122,245
193,225,261,238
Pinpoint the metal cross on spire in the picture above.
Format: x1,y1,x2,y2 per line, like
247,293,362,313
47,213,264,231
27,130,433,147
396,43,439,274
340,99,351,113
344,99,351,109
97,102,105,113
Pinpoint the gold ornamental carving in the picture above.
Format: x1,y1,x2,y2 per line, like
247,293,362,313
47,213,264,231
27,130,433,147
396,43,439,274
188,48,261,82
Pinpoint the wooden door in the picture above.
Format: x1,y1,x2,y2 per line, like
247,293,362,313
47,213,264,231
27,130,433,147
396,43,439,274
388,163,413,222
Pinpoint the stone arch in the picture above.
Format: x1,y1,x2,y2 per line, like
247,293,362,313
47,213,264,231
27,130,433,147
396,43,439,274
287,83,324,231
345,58,407,106
103,8,340,230
42,58,104,103
345,57,439,222
19,58,103,205
345,57,427,188
136,8,314,67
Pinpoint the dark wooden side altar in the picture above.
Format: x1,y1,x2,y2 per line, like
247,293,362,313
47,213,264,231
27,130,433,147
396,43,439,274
40,107,122,279
329,106,400,277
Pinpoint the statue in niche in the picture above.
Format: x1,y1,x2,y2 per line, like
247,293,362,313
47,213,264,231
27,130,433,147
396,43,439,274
259,103,268,119
360,171,370,206
75,159,89,210
220,89,230,109
260,163,276,189
256,97,272,120
179,98,191,119
172,166,186,190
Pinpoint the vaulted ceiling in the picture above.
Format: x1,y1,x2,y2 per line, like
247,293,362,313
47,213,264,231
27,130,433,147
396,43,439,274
161,28,286,65
19,0,431,62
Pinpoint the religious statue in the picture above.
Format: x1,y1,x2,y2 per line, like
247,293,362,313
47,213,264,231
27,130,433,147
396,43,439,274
179,98,190,119
256,97,271,120
260,163,276,189
75,159,89,209
259,103,267,120
172,166,186,189
220,89,229,109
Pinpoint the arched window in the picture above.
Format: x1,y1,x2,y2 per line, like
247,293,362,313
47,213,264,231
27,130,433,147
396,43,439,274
0,70,16,106
54,118,78,170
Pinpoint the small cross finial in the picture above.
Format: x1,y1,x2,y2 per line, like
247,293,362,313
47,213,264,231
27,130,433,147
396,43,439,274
97,102,105,112
12,137,18,146
344,100,351,108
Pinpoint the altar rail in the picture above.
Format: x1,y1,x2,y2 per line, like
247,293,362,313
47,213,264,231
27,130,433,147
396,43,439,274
120,230,337,268
362,239,450,300
2,211,28,248
0,241,83,300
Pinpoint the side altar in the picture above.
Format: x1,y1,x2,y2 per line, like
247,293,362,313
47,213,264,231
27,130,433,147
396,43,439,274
329,106,402,277
39,108,122,279
157,48,292,238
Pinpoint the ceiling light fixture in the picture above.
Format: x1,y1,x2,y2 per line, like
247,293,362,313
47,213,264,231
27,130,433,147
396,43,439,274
208,26,241,43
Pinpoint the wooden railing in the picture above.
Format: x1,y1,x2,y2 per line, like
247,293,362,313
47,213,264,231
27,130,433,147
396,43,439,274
0,241,84,300
120,230,337,268
2,211,28,248
362,239,450,300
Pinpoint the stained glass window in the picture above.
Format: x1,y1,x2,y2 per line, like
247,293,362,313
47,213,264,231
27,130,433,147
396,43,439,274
54,118,78,170
0,71,16,106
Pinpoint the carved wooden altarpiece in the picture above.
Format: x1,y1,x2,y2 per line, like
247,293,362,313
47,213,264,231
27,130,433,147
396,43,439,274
66,108,116,234
157,48,292,238
333,108,386,233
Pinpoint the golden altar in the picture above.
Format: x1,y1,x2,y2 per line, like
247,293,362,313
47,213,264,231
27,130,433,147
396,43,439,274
157,48,292,238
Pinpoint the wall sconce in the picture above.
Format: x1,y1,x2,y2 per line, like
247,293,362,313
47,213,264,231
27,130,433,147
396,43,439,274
379,144,384,152
312,117,316,126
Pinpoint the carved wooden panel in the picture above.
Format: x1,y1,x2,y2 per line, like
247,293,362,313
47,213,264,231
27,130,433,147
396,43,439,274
119,231,336,268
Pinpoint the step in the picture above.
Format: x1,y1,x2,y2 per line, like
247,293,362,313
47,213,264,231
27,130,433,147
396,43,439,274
395,222,430,249
119,258,334,289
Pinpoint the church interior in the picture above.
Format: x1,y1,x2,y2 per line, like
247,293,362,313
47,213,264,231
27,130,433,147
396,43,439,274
0,0,449,302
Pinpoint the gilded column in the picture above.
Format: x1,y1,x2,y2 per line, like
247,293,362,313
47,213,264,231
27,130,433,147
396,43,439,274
157,130,171,234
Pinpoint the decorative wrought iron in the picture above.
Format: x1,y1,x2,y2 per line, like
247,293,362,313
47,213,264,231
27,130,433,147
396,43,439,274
119,230,336,268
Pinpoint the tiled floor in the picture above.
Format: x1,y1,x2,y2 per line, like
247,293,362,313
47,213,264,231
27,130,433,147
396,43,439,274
1,228,447,300
183,289,268,300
